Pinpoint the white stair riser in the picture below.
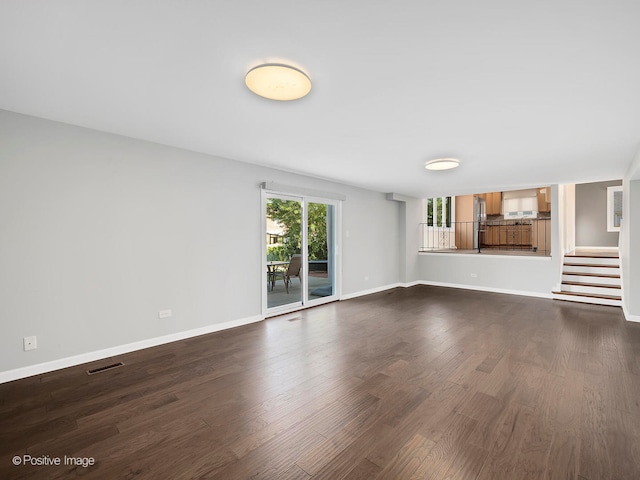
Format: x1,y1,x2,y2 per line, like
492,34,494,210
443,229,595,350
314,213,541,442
564,265,620,275
557,252,621,307
553,294,622,307
561,284,621,296
562,274,621,286
565,257,620,266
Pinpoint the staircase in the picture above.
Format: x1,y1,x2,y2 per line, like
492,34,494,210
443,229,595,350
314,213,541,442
553,252,622,307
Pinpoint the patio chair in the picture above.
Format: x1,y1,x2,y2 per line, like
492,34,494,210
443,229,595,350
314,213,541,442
283,254,302,293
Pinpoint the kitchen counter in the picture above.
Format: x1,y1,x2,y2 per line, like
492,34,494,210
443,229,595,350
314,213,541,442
481,217,551,253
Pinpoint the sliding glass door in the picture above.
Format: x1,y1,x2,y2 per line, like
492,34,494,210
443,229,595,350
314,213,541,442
264,192,339,315
265,194,303,310
306,201,336,302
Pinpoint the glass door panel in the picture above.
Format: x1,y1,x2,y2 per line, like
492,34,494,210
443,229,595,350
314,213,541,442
307,202,336,303
266,195,302,310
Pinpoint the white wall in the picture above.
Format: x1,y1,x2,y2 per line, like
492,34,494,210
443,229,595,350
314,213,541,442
404,198,423,284
3,108,636,380
621,147,640,320
385,194,422,285
0,110,403,376
624,181,640,318
575,180,622,247
416,254,556,296
558,183,575,254
416,185,562,297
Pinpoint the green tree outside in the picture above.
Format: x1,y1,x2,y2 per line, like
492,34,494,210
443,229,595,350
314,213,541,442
266,199,328,261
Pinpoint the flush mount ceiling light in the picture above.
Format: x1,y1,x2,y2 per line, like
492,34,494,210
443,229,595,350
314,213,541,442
424,158,460,171
245,63,312,101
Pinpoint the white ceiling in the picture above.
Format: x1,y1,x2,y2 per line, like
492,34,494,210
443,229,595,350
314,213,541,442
1,1,639,198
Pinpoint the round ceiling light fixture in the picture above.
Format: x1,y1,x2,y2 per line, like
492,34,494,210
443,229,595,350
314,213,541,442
245,63,312,101
424,158,460,171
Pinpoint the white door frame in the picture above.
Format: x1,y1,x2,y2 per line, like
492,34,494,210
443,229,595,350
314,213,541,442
262,189,342,317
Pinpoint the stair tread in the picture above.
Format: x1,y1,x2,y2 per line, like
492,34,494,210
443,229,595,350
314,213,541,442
563,262,619,268
565,254,619,259
553,298,622,307
552,290,622,301
561,281,620,289
563,271,620,278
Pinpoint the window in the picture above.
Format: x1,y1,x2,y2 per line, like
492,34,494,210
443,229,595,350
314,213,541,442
267,234,279,244
422,196,455,250
607,185,622,232
426,196,453,227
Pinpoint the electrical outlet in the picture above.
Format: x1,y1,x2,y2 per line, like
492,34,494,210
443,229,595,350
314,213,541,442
470,273,478,278
23,336,37,351
158,309,172,319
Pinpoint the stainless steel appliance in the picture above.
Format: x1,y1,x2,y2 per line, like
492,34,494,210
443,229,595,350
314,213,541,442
473,197,486,249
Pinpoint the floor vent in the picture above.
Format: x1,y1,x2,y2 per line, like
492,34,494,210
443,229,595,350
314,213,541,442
287,316,302,322
86,362,125,375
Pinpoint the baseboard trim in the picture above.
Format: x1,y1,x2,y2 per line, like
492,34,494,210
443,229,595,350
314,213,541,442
342,280,553,301
3,279,614,383
341,283,404,300
622,303,640,323
0,315,263,384
415,280,554,299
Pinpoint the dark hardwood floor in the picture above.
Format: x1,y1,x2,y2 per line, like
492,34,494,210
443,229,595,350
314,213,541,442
2,285,640,479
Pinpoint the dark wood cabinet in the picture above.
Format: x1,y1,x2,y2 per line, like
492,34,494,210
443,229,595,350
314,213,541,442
482,222,532,247
483,225,498,246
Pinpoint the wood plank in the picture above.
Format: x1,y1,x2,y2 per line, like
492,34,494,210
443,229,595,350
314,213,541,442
579,381,612,480
442,443,489,480
411,413,479,480
0,285,637,480
339,457,382,480
311,422,394,480
374,433,435,480
295,429,357,475
475,404,536,480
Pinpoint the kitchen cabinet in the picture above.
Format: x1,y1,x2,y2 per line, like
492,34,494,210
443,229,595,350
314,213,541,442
481,220,549,252
483,225,500,246
509,225,531,246
487,192,502,215
537,187,551,213
482,222,532,247
531,219,552,254
478,192,502,215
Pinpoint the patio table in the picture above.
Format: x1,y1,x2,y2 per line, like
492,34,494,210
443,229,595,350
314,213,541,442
266,261,288,291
